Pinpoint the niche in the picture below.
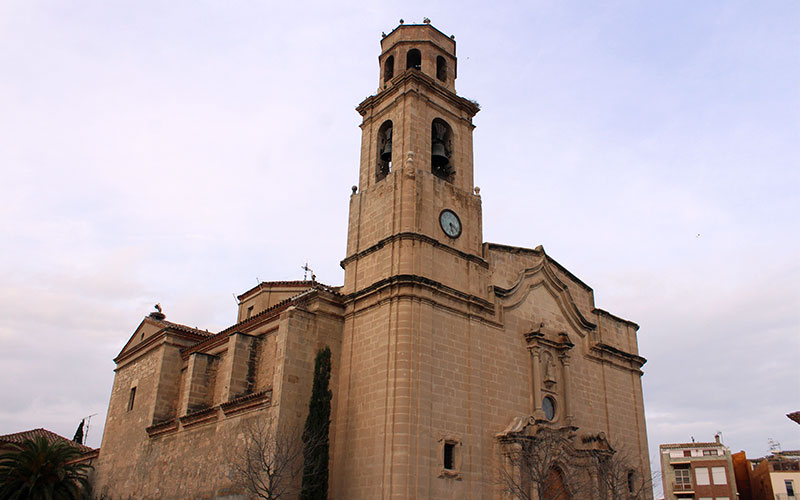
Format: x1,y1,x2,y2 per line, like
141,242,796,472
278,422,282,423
436,56,447,82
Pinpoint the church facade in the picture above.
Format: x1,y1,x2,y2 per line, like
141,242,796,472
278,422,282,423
94,23,652,500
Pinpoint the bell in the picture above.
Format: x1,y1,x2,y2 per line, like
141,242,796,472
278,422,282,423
432,141,448,167
380,141,392,162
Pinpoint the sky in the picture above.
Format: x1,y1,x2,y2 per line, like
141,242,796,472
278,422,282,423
0,0,797,495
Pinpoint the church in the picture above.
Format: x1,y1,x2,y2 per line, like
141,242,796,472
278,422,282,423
94,22,652,500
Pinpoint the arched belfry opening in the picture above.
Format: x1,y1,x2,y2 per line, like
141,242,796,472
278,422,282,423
377,120,393,180
436,56,447,82
383,55,394,84
431,118,454,181
406,48,421,70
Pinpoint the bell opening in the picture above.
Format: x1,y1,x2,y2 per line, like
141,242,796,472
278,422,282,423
431,119,454,181
377,120,393,181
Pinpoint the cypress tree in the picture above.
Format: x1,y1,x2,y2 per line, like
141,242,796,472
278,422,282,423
300,346,331,500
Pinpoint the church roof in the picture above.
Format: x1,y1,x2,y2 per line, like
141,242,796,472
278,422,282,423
183,282,343,358
0,428,95,454
236,279,338,301
148,317,216,337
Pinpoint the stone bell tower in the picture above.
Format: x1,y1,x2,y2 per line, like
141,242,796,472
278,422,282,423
341,21,484,298
333,22,494,500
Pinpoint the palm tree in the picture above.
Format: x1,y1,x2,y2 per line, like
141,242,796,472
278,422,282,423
0,435,92,500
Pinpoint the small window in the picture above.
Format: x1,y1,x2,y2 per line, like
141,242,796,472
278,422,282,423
627,470,636,493
140,332,144,341
443,442,455,470
246,305,254,319
786,479,796,496
436,56,447,82
702,449,718,456
384,55,394,83
695,467,710,485
683,450,692,457
406,48,421,70
128,387,136,412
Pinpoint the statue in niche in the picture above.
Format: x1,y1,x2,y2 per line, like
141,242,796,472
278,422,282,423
542,351,557,386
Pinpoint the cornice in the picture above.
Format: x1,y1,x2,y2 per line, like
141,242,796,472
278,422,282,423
356,69,480,119
589,342,647,369
486,243,594,294
345,273,494,313
340,231,488,270
594,308,640,331
114,329,204,368
494,258,597,335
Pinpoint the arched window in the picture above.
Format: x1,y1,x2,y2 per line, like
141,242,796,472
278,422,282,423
406,49,421,70
436,56,447,82
431,118,454,181
377,120,393,180
384,55,394,84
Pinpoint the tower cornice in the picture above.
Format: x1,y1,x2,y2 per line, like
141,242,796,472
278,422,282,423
356,69,480,119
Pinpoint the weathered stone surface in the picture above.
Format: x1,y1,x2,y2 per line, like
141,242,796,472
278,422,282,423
94,23,651,500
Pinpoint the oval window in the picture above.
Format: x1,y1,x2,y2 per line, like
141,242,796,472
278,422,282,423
542,396,556,421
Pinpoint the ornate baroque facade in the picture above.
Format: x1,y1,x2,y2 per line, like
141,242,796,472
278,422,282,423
94,23,652,500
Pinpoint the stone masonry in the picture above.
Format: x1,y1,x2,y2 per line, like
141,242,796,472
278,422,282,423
93,23,651,500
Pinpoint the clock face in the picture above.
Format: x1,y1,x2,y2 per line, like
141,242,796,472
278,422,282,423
439,209,462,238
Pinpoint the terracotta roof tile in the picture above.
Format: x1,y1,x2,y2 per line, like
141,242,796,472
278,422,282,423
0,428,95,454
152,318,215,337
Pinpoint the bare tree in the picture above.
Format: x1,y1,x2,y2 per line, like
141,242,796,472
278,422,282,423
498,426,590,500
498,422,656,500
232,417,306,500
594,451,658,500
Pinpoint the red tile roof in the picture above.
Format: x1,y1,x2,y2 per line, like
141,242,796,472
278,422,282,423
0,428,95,454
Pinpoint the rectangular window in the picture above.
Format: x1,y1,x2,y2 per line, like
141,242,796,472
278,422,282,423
711,466,726,484
246,305,254,319
786,479,796,496
702,449,718,456
717,497,729,500
695,467,710,485
443,442,455,470
684,450,692,457
128,387,136,412
698,497,712,500
674,467,691,488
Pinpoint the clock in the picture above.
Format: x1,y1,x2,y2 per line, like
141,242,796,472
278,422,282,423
439,209,462,238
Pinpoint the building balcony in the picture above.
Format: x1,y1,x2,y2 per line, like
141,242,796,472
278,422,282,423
672,482,694,492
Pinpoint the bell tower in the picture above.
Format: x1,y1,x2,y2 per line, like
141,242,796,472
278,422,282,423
341,22,484,297
334,23,493,500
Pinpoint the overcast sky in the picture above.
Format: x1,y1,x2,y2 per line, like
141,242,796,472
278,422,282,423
1,1,797,495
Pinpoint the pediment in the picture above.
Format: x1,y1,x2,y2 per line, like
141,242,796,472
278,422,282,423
494,258,596,337
115,318,167,361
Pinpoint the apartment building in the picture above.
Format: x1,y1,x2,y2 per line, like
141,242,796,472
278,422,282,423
660,435,738,500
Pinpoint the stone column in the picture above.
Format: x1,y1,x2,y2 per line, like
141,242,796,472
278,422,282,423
560,352,573,426
529,346,544,420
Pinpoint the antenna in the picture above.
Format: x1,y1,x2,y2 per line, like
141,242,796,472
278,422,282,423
82,413,98,446
232,293,239,305
768,438,782,454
